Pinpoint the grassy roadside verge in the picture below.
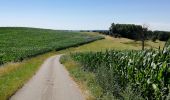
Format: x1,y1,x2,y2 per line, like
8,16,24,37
60,55,103,100
0,51,58,100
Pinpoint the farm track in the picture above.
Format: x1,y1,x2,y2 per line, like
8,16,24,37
10,55,85,100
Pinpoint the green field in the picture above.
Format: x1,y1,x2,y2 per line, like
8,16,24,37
0,27,103,65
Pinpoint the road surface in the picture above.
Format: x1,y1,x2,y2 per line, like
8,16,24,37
10,55,85,100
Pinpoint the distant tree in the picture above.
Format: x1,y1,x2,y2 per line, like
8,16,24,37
152,31,170,41
151,36,157,42
106,22,170,42
139,24,149,50
109,23,145,39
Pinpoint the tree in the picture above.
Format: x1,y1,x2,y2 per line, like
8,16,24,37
107,23,170,43
140,24,149,50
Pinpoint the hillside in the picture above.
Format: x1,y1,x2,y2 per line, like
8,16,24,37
0,27,103,65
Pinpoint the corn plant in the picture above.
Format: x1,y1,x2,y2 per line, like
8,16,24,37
71,44,170,99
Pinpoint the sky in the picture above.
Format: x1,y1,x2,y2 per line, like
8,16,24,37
0,0,170,31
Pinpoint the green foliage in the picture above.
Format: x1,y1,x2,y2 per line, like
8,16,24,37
109,23,143,40
165,39,170,47
0,27,103,65
71,45,170,99
101,23,170,41
154,31,170,41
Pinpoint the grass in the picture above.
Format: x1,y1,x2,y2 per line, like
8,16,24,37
0,51,57,100
60,55,103,100
60,35,165,53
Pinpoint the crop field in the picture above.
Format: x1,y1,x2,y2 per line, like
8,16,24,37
70,41,170,99
0,27,103,65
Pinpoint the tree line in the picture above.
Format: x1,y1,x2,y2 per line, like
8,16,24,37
94,23,170,42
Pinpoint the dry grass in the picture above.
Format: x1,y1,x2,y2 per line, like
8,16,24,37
61,35,165,53
0,63,20,76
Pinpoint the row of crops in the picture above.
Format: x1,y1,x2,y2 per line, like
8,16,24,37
71,42,170,99
0,27,103,65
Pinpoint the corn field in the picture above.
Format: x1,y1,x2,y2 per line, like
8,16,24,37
71,43,170,99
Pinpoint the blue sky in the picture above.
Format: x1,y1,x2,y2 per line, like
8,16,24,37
0,0,170,31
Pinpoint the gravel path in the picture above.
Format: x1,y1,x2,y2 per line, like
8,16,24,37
10,55,85,100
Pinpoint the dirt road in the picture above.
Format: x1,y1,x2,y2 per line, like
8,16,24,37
10,55,85,100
